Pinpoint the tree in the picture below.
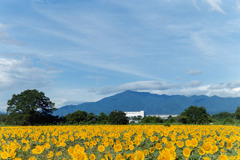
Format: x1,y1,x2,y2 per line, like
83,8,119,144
167,115,176,123
235,106,240,120
180,106,211,124
223,117,234,124
211,112,235,123
65,110,88,124
141,116,163,124
96,112,109,124
177,115,188,124
6,89,56,125
86,113,96,124
109,110,128,125
212,112,234,120
0,114,8,124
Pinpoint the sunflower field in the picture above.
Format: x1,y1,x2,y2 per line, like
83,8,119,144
0,125,240,160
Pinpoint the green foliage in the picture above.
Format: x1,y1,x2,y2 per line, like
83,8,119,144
129,121,136,124
109,110,128,125
167,115,176,123
177,115,188,124
96,112,109,124
65,110,88,124
86,113,96,124
164,123,170,127
141,116,163,124
212,112,235,121
211,112,235,124
131,116,142,120
180,106,211,124
235,106,240,119
223,117,234,124
65,111,111,124
6,89,57,125
0,114,8,123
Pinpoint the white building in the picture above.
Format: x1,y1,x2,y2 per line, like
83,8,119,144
147,114,178,119
124,110,145,118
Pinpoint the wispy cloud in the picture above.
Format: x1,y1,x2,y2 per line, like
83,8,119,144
86,75,106,80
0,57,53,90
98,81,180,95
186,80,202,87
187,69,202,75
192,0,201,10
235,0,240,12
191,30,217,56
204,0,225,13
48,80,240,108
0,22,21,45
97,80,240,98
49,88,105,108
0,23,8,30
29,5,161,79
1,0,240,111
208,82,240,90
155,81,240,97
0,57,59,110
29,0,234,80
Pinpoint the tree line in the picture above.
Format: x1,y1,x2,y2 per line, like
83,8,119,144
0,89,129,125
1,89,240,126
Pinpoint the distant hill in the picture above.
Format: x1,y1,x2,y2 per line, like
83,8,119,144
53,90,240,116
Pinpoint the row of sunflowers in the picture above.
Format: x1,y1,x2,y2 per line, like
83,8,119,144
0,125,239,159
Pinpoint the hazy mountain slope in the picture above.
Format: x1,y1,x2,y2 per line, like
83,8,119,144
53,90,240,116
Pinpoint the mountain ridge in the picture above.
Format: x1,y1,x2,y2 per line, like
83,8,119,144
53,90,240,116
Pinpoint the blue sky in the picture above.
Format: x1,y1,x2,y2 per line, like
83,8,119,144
1,0,240,110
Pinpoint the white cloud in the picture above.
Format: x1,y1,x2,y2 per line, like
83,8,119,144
5,80,238,110
204,0,225,13
49,88,105,108
98,81,180,95
191,31,218,56
97,80,240,98
236,0,240,12
187,69,202,75
0,22,21,45
86,75,106,80
186,80,202,87
0,57,58,111
2,0,240,111
0,57,52,90
208,81,240,89
192,0,201,10
0,23,8,30
32,20,161,79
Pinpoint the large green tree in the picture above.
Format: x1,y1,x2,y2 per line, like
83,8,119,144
6,89,56,125
180,106,211,124
65,110,88,124
109,110,128,125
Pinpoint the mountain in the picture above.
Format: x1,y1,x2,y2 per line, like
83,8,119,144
53,90,240,116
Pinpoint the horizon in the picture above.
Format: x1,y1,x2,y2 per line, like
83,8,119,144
1,90,240,115
53,90,240,117
57,90,240,108
1,0,240,111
